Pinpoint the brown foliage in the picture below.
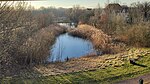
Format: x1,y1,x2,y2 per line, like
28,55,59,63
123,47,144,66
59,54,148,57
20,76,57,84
17,25,66,65
0,1,36,76
117,22,150,47
0,1,66,73
69,24,125,54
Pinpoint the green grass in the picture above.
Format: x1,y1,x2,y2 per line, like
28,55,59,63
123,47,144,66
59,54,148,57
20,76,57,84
1,50,150,84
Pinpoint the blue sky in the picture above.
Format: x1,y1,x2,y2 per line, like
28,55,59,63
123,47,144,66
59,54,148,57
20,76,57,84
28,0,150,8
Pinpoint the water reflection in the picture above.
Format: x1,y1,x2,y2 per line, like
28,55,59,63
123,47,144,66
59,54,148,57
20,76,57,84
57,23,76,28
48,33,96,62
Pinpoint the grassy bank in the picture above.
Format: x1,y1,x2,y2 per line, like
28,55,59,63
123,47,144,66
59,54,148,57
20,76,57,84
17,25,66,64
1,24,150,84
1,48,150,84
68,24,125,54
0,24,66,77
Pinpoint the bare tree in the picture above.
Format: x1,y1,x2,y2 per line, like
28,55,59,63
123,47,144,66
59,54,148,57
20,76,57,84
0,1,37,71
130,2,150,22
140,2,150,21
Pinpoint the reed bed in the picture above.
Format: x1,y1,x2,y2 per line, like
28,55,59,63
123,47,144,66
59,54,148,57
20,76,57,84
68,24,125,54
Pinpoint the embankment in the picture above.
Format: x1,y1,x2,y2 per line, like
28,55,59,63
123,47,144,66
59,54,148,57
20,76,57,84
0,24,66,77
68,24,125,54
18,25,67,64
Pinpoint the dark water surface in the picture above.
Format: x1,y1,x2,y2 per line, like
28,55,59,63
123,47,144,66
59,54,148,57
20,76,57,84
48,33,96,62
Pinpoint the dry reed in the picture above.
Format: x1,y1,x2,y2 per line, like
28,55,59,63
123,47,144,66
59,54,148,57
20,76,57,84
69,24,125,54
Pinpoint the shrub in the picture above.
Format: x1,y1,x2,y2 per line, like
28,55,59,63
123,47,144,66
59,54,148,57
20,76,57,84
117,22,150,47
15,25,66,65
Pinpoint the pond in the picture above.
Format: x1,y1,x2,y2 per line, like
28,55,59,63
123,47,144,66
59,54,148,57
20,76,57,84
57,22,76,28
48,33,96,62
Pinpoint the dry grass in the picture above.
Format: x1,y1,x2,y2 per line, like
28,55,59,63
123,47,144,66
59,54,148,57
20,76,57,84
33,48,150,76
17,25,66,65
68,24,125,54
1,48,150,83
116,22,150,47
0,24,66,77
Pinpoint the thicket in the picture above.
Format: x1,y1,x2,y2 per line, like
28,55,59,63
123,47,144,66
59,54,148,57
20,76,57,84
0,1,66,76
70,2,150,47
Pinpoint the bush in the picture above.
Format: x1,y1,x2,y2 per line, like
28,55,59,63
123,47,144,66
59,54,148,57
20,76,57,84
117,22,150,47
0,1,66,69
16,25,66,65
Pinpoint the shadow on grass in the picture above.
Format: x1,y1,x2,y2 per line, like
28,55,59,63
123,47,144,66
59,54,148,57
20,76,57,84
133,63,147,67
130,59,147,67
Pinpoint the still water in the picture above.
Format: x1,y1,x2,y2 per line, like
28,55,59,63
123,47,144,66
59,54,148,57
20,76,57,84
57,23,76,28
48,33,96,62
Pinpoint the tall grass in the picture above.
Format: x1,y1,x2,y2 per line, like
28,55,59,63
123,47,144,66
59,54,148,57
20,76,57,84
0,24,66,77
0,1,36,76
16,25,66,65
68,24,125,54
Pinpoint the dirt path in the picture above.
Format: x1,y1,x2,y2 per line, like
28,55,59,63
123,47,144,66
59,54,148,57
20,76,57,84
115,73,150,84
